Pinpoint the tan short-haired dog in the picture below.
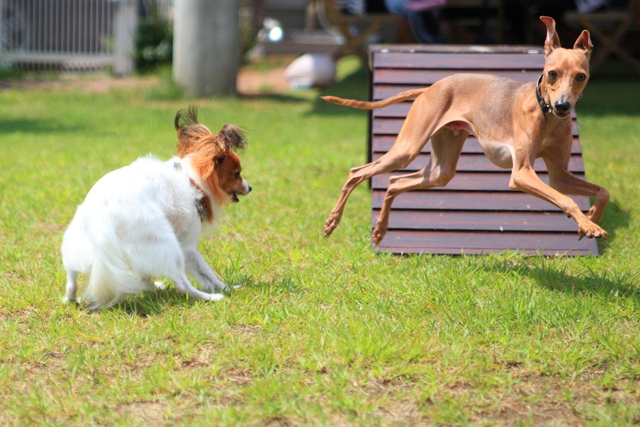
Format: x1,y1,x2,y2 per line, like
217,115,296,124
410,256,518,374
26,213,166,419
323,17,609,246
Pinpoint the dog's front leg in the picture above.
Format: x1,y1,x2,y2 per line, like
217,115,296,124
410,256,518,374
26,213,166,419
543,157,610,230
509,165,607,239
183,249,230,292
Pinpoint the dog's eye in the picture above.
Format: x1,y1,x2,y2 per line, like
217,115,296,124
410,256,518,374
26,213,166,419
576,73,586,82
548,70,558,79
234,172,240,178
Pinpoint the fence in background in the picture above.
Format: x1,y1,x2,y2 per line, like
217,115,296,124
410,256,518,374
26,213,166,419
0,0,174,74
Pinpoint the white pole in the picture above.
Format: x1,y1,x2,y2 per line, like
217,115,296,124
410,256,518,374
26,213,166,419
173,0,240,97
113,0,138,76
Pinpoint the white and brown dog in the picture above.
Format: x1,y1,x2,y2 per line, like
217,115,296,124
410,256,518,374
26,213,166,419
61,108,251,308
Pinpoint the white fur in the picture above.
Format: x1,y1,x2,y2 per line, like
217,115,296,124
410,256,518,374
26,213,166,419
61,155,232,309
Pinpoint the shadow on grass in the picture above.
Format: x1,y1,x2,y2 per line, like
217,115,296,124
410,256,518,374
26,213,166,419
598,200,631,254
0,119,84,134
588,58,640,83
113,290,196,316
74,274,297,317
66,290,194,317
579,80,640,116
238,92,309,104
483,256,640,302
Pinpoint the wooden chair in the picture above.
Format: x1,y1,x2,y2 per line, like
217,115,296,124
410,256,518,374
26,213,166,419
316,0,394,64
367,45,598,256
565,0,640,75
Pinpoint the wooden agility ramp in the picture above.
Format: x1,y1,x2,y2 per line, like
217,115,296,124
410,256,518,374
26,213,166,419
368,45,598,256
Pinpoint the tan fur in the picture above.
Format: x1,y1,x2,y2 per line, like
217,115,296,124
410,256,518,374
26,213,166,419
322,17,609,246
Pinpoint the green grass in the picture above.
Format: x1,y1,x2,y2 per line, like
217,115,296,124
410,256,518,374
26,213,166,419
1,57,639,426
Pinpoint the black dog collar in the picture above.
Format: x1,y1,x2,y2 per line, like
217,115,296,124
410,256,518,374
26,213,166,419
536,74,553,114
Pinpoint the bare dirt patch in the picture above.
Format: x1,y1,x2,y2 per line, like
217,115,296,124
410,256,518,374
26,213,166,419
0,56,294,96
237,54,296,96
116,401,167,426
237,65,290,95
0,75,160,93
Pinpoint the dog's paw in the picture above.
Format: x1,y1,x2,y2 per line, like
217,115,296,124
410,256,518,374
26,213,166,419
213,283,231,293
578,222,608,240
153,281,167,290
324,216,340,237
586,206,605,226
61,296,81,304
205,293,225,302
372,226,387,246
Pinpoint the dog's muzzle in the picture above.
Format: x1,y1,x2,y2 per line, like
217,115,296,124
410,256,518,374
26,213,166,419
554,100,572,117
231,184,252,203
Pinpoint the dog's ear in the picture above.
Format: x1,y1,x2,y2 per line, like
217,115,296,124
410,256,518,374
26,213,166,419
214,152,228,167
573,30,593,60
175,106,199,132
217,124,247,152
540,16,561,57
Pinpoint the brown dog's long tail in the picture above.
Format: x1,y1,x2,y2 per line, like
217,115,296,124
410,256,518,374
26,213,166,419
322,88,427,110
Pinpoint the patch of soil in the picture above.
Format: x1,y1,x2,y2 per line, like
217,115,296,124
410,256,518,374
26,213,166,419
237,64,290,95
0,75,160,93
0,56,294,95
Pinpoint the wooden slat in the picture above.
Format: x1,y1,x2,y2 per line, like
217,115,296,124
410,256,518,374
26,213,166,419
372,191,591,211
370,44,544,54
371,153,584,173
372,136,583,155
373,53,545,69
372,172,586,191
376,230,597,255
372,118,580,137
371,101,578,119
373,69,541,85
372,210,579,232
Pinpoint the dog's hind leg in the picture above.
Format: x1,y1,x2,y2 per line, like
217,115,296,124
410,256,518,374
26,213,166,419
372,127,468,245
324,95,447,237
63,270,78,303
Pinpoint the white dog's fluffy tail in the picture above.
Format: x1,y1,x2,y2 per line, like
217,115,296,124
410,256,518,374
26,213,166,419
84,227,149,309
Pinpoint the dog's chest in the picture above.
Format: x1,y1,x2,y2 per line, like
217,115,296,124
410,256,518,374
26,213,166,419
479,139,514,169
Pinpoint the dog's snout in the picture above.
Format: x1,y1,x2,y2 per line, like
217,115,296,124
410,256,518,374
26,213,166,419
247,184,252,193
554,100,571,113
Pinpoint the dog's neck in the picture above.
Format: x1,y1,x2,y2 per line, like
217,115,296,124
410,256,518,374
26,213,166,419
189,179,213,223
173,160,213,223
536,74,553,115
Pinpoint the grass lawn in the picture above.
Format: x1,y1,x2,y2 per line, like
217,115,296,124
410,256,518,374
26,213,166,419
1,57,639,426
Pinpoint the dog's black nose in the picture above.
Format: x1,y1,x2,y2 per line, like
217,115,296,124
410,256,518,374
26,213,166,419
247,185,252,193
554,100,571,113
